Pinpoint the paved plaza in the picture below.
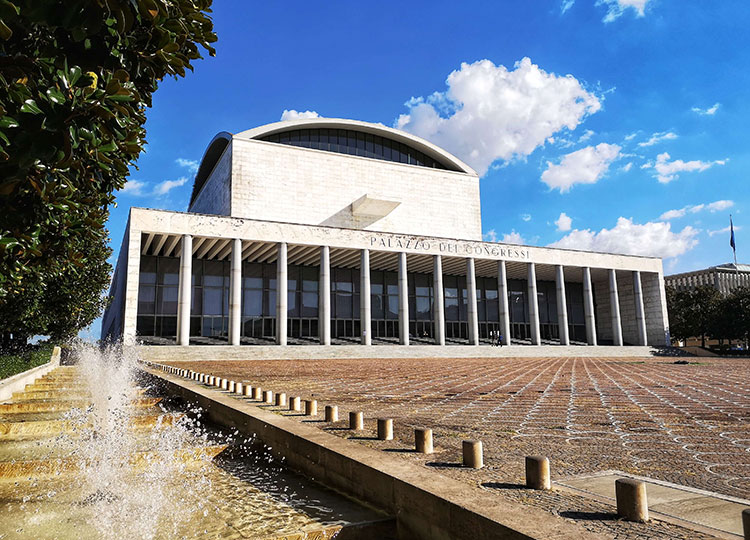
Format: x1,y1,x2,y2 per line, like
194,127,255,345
168,355,750,538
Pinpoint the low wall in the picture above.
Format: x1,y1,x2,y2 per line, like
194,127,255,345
0,346,61,403
142,365,599,540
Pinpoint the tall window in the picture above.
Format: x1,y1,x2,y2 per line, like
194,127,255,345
191,260,229,338
241,261,276,338
409,273,433,339
370,270,399,338
137,255,179,338
331,267,360,338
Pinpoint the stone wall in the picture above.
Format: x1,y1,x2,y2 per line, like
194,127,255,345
189,145,232,216
101,220,130,343
617,272,639,345
593,279,613,343
642,271,670,346
229,139,482,240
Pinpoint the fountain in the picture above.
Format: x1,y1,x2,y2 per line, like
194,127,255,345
0,344,391,539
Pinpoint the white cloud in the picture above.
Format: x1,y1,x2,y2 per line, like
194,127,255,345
549,217,699,258
521,213,532,222
652,152,727,183
502,230,525,245
119,180,147,196
638,131,678,147
154,177,188,196
624,132,638,141
541,143,621,192
692,103,720,116
483,229,498,242
620,162,633,172
395,58,602,175
578,129,595,143
281,109,320,121
659,200,734,220
561,0,575,13
597,0,651,22
708,225,741,237
176,158,199,173
555,212,573,232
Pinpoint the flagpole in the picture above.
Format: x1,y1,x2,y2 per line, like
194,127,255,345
730,214,738,275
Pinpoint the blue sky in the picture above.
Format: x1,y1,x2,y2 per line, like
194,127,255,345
86,0,749,339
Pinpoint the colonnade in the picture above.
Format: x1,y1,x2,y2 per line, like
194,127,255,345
173,236,650,347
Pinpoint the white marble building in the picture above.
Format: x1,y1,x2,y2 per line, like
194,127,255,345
102,118,670,348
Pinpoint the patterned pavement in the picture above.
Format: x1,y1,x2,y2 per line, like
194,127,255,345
167,355,750,538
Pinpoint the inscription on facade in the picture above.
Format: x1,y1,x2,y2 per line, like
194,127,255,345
368,235,531,261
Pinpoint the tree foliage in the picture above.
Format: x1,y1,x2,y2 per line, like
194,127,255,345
667,285,750,347
0,0,216,343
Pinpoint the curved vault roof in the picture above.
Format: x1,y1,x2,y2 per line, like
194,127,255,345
190,118,476,207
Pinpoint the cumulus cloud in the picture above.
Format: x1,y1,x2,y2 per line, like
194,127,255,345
651,152,727,183
154,177,188,196
521,213,532,222
597,0,651,22
638,131,678,147
692,103,720,116
502,230,526,245
176,158,199,173
659,200,734,220
555,212,573,231
541,143,621,192
549,217,699,258
395,58,602,175
119,180,147,196
281,109,320,121
483,229,499,242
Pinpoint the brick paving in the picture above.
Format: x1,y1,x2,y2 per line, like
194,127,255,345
167,356,750,539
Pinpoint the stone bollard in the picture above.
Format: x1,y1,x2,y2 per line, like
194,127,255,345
415,428,433,454
325,405,339,422
221,379,229,391
243,385,253,397
349,411,364,431
462,440,483,469
525,456,551,490
742,508,750,540
615,478,649,522
305,400,318,416
275,392,287,407
253,387,262,400
290,396,301,412
215,377,222,388
199,374,205,383
377,418,394,440
235,383,244,395
264,390,273,404
229,381,236,393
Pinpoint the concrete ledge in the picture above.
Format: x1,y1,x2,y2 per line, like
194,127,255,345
138,344,656,362
142,364,599,540
0,347,61,403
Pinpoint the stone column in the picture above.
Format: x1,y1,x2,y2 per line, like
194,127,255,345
527,262,541,345
360,249,371,345
433,255,445,346
319,246,331,345
633,270,648,346
176,235,192,346
609,269,623,346
398,252,409,345
555,265,570,346
228,238,242,346
276,242,288,346
583,267,597,346
498,260,511,346
467,258,480,345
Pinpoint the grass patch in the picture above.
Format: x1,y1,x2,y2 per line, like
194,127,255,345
0,344,54,381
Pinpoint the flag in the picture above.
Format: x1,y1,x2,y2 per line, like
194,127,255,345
730,216,736,252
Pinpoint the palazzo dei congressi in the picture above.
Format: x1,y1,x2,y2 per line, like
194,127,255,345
102,118,670,348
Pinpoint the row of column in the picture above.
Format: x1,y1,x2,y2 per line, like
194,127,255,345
174,236,648,347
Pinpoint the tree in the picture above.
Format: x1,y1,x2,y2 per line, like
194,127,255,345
0,0,217,345
666,285,721,347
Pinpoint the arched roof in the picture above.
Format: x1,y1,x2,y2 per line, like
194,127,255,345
190,118,476,207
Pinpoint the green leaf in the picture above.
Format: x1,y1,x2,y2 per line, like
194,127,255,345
0,19,11,40
0,116,19,128
46,87,65,104
20,99,43,114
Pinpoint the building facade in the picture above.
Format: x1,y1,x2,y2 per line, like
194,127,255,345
665,263,750,295
102,118,670,347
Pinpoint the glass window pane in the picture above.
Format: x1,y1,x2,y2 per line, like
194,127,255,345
243,290,262,316
203,288,223,316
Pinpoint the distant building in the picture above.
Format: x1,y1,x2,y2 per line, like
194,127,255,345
665,263,750,295
102,118,670,348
